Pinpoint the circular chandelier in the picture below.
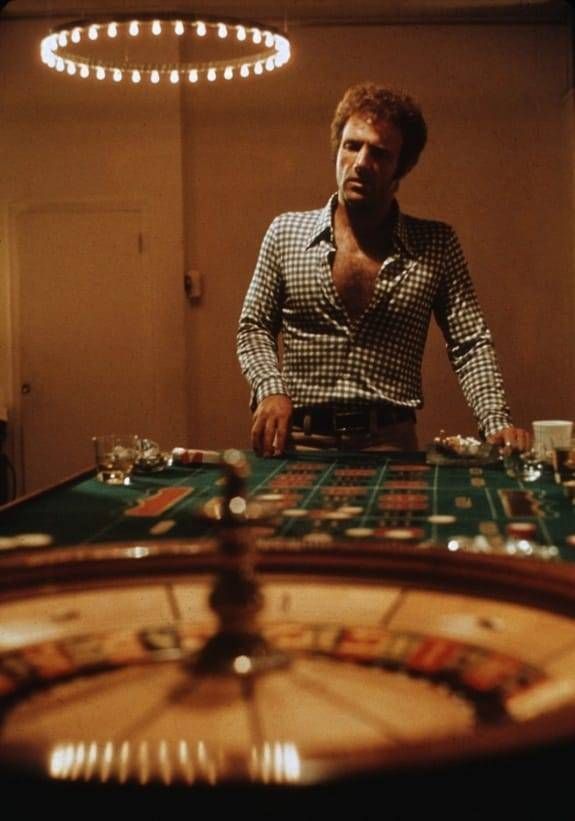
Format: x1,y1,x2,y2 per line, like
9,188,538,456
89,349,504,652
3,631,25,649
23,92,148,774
40,13,291,85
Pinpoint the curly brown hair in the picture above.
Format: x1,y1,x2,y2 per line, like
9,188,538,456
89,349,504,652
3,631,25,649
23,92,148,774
330,83,427,178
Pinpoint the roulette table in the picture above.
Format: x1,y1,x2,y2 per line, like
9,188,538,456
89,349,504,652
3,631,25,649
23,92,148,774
1,448,575,811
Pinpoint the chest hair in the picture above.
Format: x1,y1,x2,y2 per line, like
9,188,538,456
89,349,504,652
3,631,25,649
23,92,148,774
331,229,391,321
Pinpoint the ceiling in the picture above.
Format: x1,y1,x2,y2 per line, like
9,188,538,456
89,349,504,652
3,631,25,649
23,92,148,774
0,0,570,25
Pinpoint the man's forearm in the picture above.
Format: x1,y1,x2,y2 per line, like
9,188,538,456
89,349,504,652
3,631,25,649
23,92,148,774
450,337,511,438
237,322,286,408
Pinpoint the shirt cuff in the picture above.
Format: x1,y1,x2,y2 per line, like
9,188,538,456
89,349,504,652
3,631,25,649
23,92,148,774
481,414,512,440
253,376,288,408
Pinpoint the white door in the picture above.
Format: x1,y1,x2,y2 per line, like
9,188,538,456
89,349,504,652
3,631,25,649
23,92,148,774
14,205,156,494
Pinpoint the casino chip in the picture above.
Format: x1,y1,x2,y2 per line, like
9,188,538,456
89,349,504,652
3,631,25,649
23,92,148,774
345,527,374,538
302,532,334,547
319,510,352,521
0,537,17,551
378,527,424,541
427,514,457,524
14,533,54,548
282,508,309,518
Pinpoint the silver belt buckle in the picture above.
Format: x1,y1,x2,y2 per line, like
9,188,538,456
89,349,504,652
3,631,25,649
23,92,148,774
333,410,367,435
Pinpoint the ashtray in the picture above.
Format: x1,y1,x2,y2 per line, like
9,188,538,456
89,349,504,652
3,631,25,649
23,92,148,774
426,440,500,467
133,439,172,474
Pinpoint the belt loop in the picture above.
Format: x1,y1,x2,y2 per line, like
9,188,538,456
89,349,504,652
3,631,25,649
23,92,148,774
303,413,312,436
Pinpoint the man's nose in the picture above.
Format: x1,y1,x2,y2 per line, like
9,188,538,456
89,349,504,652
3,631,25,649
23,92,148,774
354,145,371,172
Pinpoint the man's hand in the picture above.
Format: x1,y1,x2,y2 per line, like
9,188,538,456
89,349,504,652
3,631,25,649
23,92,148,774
251,394,293,457
487,425,532,452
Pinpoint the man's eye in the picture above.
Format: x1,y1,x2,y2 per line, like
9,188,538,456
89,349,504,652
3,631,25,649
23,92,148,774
344,141,360,151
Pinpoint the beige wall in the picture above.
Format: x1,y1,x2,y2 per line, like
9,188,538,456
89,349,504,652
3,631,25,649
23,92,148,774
1,18,573,465
0,19,188,471
182,22,574,449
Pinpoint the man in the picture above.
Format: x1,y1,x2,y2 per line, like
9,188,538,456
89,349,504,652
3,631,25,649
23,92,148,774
237,82,529,457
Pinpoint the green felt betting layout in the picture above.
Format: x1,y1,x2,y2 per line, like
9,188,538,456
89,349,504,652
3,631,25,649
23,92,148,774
1,450,574,561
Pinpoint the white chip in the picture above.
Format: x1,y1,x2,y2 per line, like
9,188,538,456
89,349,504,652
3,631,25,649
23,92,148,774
338,506,364,516
14,532,54,548
256,493,284,501
0,537,17,551
282,508,308,518
427,514,456,524
345,527,374,538
321,511,351,520
382,528,418,540
302,532,334,546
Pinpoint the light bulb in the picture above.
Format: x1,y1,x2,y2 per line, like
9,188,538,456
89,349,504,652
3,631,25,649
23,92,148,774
40,38,52,63
170,70,179,84
207,67,217,82
254,62,263,75
151,70,160,84
174,20,184,36
236,25,246,41
131,70,141,83
224,66,233,80
252,29,262,44
129,21,139,37
264,31,274,47
113,68,122,82
276,38,290,64
66,61,76,75
80,64,90,78
56,57,65,72
58,31,68,47
88,25,98,40
188,69,199,83
107,22,118,38
152,20,162,36
196,21,206,37
218,23,228,38
240,64,249,78
265,57,275,71
96,66,105,80
71,28,81,44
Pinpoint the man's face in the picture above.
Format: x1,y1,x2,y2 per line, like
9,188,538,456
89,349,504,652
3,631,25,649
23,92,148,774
336,114,403,213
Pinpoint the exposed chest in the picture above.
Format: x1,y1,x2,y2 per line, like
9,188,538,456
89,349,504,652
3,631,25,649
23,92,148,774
331,233,391,321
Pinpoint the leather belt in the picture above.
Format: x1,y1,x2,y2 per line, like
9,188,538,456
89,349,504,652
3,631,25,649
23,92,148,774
292,404,415,436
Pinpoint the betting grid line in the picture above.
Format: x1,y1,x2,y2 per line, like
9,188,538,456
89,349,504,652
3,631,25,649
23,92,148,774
537,513,554,547
430,464,440,543
247,457,289,496
483,486,499,520
361,459,391,527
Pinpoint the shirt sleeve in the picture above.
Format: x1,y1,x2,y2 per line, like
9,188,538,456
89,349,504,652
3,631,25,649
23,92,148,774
237,217,288,409
433,226,511,438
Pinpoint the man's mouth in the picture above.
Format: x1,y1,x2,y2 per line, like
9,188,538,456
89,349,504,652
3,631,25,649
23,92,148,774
346,177,370,191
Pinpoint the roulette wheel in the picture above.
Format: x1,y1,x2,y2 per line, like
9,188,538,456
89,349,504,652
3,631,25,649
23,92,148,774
1,452,575,812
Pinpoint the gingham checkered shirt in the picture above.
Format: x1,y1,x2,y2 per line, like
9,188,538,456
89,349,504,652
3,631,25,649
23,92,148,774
237,195,511,438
